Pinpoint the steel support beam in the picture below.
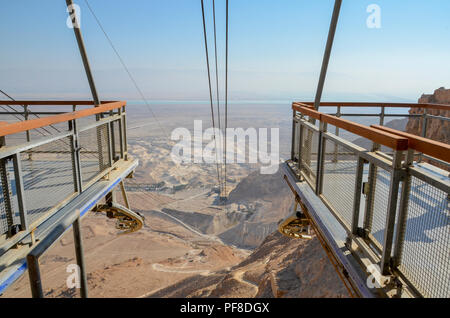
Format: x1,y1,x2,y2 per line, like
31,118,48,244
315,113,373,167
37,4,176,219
27,254,43,298
73,218,88,298
313,0,342,111
66,0,100,106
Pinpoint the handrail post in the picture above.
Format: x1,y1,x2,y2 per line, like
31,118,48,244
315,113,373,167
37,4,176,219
122,105,128,160
315,121,327,195
379,106,385,126
70,111,83,193
351,156,365,237
392,149,414,268
418,109,428,163
380,150,404,275
106,122,114,168
12,153,28,232
118,107,125,160
291,109,296,161
363,142,380,237
24,105,32,160
333,106,341,163
297,123,304,179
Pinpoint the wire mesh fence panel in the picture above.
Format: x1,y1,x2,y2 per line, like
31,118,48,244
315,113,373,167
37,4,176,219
79,123,110,187
0,175,8,235
299,126,318,187
321,139,359,229
398,176,449,298
368,167,402,247
0,159,19,235
20,137,75,225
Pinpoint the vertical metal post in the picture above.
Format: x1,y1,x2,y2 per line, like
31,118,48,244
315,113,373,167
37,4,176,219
297,123,304,174
418,109,428,163
70,118,83,193
333,106,340,163
351,157,365,236
313,0,342,111
363,143,380,236
110,121,117,162
106,123,114,168
379,106,385,126
291,110,296,161
315,122,327,195
380,150,404,275
120,181,130,209
105,190,116,206
73,217,89,298
24,105,31,143
392,149,414,268
24,105,33,160
118,108,124,160
27,254,44,298
122,106,128,160
12,153,28,231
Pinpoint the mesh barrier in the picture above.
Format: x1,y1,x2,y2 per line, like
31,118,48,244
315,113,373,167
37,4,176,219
20,137,75,225
0,177,8,235
299,125,318,186
398,176,449,298
368,167,402,247
0,159,18,235
79,124,111,186
321,139,359,229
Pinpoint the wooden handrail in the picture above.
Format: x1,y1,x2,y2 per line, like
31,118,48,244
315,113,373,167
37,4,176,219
293,101,450,111
0,100,117,106
371,125,450,163
293,103,409,150
292,104,321,120
0,101,126,137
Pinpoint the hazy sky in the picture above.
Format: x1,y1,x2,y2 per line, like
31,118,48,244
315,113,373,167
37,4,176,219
0,0,449,102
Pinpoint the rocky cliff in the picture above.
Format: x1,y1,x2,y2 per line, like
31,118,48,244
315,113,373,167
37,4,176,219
406,87,450,143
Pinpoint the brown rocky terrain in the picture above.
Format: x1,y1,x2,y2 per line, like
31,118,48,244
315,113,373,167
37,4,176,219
148,231,348,298
406,87,450,143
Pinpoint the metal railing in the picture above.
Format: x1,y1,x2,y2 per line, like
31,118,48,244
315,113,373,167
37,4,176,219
289,102,449,298
0,101,128,255
294,101,450,168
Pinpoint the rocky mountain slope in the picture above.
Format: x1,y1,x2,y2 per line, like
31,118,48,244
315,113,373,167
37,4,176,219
148,231,348,298
406,87,450,143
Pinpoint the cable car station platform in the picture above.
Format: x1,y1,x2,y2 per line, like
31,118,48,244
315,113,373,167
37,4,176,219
0,101,140,297
281,102,449,298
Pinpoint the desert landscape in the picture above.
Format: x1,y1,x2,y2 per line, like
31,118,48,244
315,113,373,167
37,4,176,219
3,88,448,298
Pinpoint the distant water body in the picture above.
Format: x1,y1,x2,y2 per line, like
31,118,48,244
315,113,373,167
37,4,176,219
126,100,412,115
